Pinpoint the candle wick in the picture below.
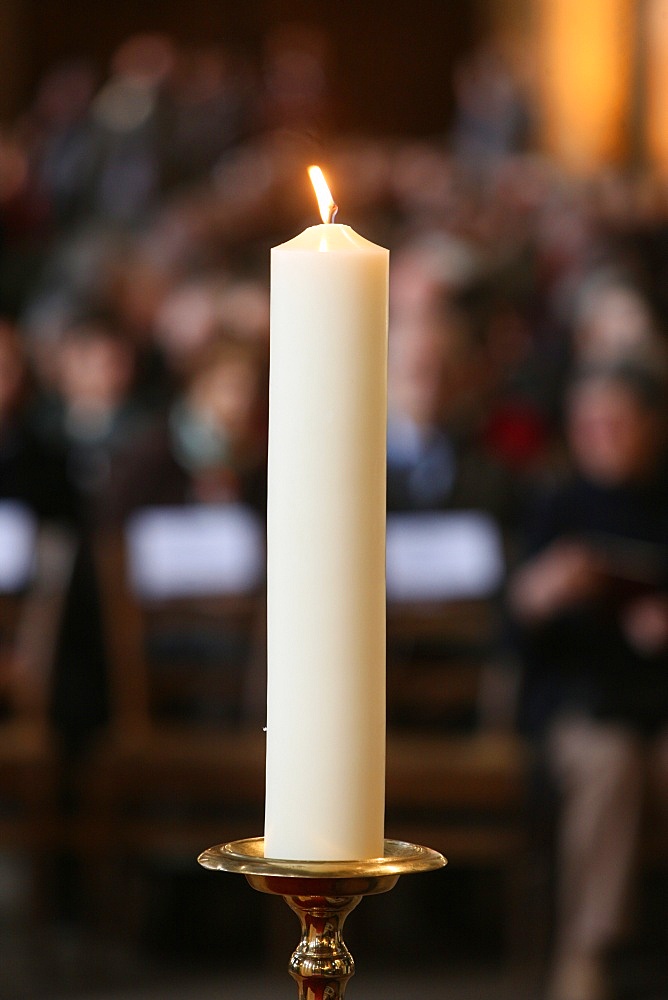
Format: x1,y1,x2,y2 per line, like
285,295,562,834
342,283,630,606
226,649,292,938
328,203,338,224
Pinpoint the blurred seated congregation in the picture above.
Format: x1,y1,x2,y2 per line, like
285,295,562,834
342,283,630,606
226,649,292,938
2,0,668,998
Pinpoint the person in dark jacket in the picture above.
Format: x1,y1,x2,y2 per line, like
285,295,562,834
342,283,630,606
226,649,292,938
100,335,267,525
0,319,74,523
508,361,668,1000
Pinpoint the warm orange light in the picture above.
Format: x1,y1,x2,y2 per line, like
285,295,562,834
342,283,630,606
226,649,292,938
646,0,668,171
308,165,338,224
536,0,633,171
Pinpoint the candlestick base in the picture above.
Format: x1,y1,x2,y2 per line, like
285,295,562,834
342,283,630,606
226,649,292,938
198,837,445,999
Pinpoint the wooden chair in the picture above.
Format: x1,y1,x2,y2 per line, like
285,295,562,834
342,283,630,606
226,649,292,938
79,503,534,957
385,586,533,963
385,593,529,843
0,517,75,912
75,511,268,936
387,596,505,727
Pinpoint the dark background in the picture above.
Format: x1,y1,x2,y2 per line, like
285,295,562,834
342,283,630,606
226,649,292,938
1,0,502,134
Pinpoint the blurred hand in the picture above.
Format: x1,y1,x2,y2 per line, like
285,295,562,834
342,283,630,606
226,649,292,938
509,540,606,622
621,595,668,655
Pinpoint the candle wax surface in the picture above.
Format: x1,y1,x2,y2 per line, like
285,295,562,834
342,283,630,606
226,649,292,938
264,219,389,861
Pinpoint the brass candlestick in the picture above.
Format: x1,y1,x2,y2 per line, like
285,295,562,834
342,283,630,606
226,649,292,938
198,837,446,999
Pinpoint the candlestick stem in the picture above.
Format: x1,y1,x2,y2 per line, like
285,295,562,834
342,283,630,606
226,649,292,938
285,890,359,1000
198,838,445,1000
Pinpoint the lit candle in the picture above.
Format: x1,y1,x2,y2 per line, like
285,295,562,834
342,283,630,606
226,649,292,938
264,166,388,861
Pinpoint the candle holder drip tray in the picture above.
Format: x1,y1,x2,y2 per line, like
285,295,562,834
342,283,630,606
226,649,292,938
199,836,446,999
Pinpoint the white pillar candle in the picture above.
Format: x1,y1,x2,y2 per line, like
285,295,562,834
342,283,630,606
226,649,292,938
264,167,388,861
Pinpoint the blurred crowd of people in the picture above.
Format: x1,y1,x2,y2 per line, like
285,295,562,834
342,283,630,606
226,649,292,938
2,25,668,1000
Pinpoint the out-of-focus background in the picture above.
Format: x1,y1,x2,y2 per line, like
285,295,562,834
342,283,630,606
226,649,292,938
1,1,668,998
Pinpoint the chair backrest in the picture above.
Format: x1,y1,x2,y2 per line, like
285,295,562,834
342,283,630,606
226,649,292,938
0,501,36,594
125,504,265,601
386,510,505,604
94,504,266,738
0,505,76,726
385,510,508,731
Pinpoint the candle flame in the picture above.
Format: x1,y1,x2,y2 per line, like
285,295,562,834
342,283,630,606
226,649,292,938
308,165,338,224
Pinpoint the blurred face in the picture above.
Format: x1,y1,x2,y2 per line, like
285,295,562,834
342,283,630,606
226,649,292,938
188,356,259,442
574,284,654,363
389,296,479,428
389,322,447,428
154,283,218,370
217,281,270,344
59,332,133,410
567,379,661,485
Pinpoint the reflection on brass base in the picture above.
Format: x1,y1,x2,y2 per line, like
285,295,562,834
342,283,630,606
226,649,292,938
198,837,446,1000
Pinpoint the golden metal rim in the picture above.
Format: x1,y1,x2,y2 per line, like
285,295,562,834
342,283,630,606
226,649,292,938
197,836,446,878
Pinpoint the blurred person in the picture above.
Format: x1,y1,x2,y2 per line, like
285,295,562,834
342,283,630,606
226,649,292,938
389,230,484,324
215,274,269,346
101,235,185,408
98,336,268,736
508,363,668,1000
153,272,269,380
101,336,267,524
476,294,554,478
389,142,459,237
532,178,599,335
152,275,222,380
258,23,331,137
621,174,668,324
210,124,327,252
539,263,667,443
386,257,516,738
19,58,98,230
0,129,52,315
27,315,147,753
0,319,100,760
18,226,129,391
387,260,514,526
570,271,667,372
328,137,394,239
450,35,534,169
161,44,253,190
0,318,73,521
88,33,176,224
32,313,144,517
109,240,174,342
